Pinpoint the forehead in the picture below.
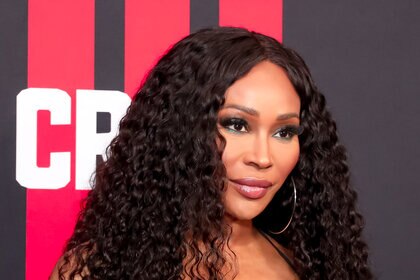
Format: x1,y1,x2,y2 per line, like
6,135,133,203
223,61,300,112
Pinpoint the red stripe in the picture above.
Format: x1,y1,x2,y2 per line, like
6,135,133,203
27,1,94,279
219,0,283,42
125,0,190,97
25,1,282,278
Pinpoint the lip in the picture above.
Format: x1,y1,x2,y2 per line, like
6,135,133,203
229,178,272,199
230,178,273,188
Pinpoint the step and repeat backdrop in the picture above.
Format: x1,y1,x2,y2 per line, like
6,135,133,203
1,0,419,279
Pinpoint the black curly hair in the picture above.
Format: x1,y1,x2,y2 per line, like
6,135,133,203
57,26,372,279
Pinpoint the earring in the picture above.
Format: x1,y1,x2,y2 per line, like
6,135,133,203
269,177,297,235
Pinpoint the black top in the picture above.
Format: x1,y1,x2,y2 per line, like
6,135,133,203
258,229,296,272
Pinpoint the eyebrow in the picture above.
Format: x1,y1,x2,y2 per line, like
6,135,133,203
222,104,300,120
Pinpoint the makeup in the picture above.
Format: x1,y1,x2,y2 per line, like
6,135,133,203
229,178,272,199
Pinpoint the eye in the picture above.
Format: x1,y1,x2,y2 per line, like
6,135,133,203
219,117,249,133
273,125,303,141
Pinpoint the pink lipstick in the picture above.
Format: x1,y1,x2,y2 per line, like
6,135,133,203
230,178,272,199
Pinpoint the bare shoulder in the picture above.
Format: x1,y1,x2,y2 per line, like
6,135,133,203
49,255,68,280
49,252,88,280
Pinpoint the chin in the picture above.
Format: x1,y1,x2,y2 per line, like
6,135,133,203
226,206,263,221
224,195,273,221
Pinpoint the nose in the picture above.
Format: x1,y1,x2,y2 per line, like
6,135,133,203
244,134,273,169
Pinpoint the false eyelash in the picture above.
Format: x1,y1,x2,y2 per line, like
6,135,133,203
219,117,247,127
279,125,304,136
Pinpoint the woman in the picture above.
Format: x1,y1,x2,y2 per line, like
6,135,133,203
51,27,372,279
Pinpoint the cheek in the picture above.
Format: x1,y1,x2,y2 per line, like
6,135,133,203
272,140,300,177
220,134,247,174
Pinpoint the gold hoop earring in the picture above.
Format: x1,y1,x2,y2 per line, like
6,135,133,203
269,177,297,235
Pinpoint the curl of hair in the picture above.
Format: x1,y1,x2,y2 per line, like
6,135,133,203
58,27,372,280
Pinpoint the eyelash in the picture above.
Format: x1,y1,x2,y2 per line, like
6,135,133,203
219,117,303,141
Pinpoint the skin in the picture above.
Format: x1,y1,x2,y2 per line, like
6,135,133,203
49,61,301,280
217,60,301,279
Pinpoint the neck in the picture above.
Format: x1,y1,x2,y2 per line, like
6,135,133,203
224,214,259,248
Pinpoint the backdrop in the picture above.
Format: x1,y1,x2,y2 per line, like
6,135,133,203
1,0,419,279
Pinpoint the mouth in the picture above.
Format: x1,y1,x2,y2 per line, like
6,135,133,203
229,178,272,199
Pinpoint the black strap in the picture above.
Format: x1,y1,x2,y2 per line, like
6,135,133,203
258,229,296,272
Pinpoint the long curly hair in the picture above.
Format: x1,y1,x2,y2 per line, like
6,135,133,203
58,27,372,279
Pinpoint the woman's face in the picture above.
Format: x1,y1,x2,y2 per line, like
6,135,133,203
217,61,301,221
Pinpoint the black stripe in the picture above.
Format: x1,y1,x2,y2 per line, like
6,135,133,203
190,0,219,33
284,1,420,278
94,0,125,91
0,0,27,278
94,0,125,139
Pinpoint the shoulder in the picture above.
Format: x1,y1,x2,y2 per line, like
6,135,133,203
49,251,89,280
49,256,73,280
